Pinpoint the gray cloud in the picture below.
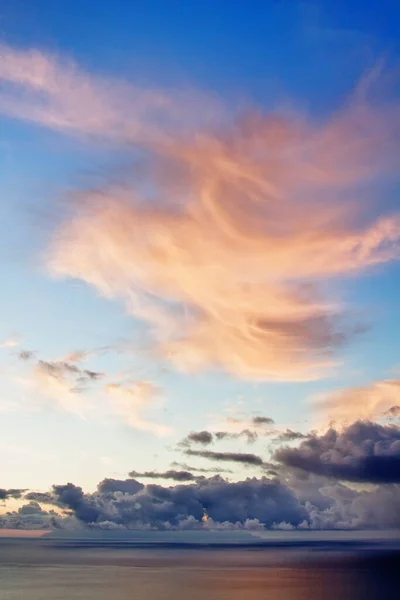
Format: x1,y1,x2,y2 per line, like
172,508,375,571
97,478,144,495
47,476,308,530
180,420,276,448
0,488,26,500
52,483,103,523
184,449,265,466
170,462,232,474
252,417,275,426
183,431,214,446
384,406,400,419
129,470,200,482
17,350,35,361
0,501,64,530
274,421,400,483
24,491,54,503
273,430,308,443
215,429,259,444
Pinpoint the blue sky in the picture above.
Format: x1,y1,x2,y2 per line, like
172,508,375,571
0,1,399,494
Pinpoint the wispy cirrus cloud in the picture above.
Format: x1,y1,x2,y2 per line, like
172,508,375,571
0,44,221,143
27,358,102,417
104,381,171,437
314,379,400,425
2,45,400,381
2,344,169,436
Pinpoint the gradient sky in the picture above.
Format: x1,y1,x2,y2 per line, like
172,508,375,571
0,0,399,497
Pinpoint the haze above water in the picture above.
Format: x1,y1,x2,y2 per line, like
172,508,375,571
0,535,398,600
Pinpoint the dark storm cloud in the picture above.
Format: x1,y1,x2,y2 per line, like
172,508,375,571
274,421,400,483
129,470,200,482
185,448,265,466
0,488,26,500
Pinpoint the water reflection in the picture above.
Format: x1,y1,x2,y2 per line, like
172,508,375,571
0,541,398,600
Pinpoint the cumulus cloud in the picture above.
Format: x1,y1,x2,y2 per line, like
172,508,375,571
47,476,308,530
14,470,400,531
52,483,103,523
104,381,171,436
97,478,144,495
315,379,400,425
274,420,400,483
1,46,399,381
0,501,62,530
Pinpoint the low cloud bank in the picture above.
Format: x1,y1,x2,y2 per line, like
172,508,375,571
2,420,400,532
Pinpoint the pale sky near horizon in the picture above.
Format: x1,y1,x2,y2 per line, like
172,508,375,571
0,0,399,496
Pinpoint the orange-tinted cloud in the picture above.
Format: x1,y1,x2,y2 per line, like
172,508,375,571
0,45,220,143
2,46,400,381
314,379,400,425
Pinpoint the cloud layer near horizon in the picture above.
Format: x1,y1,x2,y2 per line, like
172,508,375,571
1,45,400,381
2,418,400,532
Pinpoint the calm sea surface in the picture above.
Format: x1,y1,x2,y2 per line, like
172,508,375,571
0,538,399,599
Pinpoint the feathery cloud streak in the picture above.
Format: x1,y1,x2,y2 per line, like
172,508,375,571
2,46,400,380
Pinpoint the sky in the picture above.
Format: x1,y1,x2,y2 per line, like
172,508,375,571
0,1,400,532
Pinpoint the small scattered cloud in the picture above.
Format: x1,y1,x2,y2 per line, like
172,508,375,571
129,470,200,482
16,350,35,361
184,448,266,467
0,336,19,349
0,488,27,501
383,405,400,419
170,461,232,474
182,431,214,446
208,415,277,443
272,429,308,443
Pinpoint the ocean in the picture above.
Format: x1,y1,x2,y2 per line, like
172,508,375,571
0,536,399,599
